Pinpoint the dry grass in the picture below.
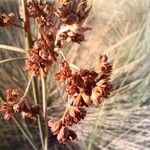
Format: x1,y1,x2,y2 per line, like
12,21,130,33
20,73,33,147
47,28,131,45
0,0,150,149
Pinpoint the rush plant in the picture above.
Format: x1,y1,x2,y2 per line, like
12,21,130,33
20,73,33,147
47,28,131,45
0,0,112,149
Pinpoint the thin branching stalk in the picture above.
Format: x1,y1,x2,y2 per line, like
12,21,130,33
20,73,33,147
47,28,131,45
41,70,48,150
69,63,80,70
23,76,33,97
19,75,33,105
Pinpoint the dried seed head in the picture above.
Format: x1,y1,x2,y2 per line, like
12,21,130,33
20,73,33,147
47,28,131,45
55,53,112,108
56,0,91,24
6,88,20,101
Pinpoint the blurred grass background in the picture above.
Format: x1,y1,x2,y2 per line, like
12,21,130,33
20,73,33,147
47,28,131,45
0,0,150,149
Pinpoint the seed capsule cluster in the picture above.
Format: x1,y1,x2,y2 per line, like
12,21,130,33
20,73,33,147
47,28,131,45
0,0,113,144
48,54,112,143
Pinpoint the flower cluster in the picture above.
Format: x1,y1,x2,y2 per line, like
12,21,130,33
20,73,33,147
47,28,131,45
0,89,40,120
25,0,92,76
25,38,58,76
48,54,112,143
0,13,16,26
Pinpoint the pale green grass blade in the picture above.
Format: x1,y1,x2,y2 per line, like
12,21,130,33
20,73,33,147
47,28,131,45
0,57,25,64
0,44,25,53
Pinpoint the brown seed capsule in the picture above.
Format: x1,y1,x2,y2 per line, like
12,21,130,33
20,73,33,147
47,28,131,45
48,119,63,135
54,60,72,81
62,106,87,125
57,126,69,144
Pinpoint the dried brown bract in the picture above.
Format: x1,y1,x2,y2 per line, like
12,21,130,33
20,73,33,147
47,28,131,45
48,119,63,135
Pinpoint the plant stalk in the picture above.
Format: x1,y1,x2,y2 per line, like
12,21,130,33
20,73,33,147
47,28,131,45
41,70,48,150
21,0,44,149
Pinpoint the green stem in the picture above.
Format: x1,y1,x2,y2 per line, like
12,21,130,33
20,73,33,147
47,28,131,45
21,0,44,149
41,71,48,150
13,117,37,150
32,78,44,149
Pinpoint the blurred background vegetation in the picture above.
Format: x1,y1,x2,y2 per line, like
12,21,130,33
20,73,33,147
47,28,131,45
0,0,150,149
